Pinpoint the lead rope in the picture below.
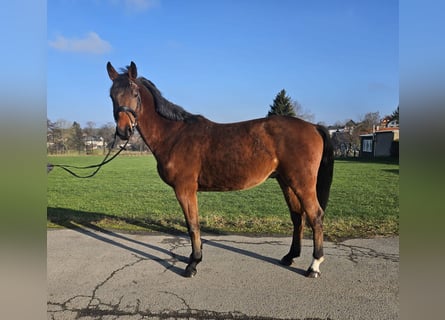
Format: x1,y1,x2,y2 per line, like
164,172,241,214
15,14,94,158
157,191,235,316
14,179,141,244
47,131,130,178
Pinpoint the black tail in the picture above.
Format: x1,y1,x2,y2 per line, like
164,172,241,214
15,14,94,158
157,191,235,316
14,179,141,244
316,125,334,211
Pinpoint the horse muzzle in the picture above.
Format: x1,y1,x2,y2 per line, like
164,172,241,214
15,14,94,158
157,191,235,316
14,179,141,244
116,124,134,140
115,106,138,140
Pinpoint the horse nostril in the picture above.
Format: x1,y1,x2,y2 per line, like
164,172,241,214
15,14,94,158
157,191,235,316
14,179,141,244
116,126,129,140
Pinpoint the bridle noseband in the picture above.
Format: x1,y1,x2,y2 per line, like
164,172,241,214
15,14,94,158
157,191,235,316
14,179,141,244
115,105,138,131
114,79,141,133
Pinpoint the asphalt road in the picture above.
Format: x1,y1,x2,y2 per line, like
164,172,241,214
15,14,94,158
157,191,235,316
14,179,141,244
47,228,399,320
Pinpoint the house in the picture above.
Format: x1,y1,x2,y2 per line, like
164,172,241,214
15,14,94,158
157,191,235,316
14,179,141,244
327,120,356,137
386,119,399,128
359,128,399,158
84,136,105,151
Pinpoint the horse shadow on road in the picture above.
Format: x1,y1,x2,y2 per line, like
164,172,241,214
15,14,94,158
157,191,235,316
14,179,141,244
47,207,307,277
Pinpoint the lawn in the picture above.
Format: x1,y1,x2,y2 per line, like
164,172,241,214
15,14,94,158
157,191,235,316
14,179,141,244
47,155,399,241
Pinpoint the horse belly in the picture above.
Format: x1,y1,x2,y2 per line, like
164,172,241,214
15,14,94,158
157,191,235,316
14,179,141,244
197,155,278,192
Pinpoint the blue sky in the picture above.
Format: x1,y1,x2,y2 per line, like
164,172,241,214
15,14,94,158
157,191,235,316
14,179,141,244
47,0,398,127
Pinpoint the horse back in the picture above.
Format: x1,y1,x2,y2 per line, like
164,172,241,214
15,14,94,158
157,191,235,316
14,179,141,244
172,116,325,191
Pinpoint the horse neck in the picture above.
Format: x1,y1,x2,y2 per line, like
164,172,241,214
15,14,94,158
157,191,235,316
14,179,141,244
136,88,183,155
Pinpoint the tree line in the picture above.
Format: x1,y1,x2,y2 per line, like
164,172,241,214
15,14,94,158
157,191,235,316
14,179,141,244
46,119,150,154
47,89,398,156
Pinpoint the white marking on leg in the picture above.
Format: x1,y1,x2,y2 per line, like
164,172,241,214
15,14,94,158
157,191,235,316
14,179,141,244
309,256,325,273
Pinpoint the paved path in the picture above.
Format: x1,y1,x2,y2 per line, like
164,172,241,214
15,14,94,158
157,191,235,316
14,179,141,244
47,228,399,320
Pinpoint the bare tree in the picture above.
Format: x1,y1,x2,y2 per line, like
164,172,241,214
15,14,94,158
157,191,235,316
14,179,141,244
97,122,116,150
292,99,314,122
84,121,96,137
357,111,380,134
48,118,71,154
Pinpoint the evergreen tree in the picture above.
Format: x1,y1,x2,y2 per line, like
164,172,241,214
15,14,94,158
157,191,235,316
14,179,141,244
67,121,84,153
267,89,296,117
391,106,399,123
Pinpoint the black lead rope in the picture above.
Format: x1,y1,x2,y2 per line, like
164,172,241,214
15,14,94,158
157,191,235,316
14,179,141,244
49,105,138,178
47,132,130,178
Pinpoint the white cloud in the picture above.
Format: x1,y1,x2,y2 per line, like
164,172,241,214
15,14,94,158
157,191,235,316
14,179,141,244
48,32,111,54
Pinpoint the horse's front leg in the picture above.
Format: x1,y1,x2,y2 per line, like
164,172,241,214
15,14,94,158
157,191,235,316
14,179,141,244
175,187,202,277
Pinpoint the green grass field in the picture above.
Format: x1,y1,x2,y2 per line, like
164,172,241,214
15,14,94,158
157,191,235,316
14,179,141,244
47,155,398,241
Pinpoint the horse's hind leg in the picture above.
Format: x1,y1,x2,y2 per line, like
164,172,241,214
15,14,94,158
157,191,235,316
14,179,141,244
277,177,305,266
174,187,202,277
302,194,325,278
284,178,325,278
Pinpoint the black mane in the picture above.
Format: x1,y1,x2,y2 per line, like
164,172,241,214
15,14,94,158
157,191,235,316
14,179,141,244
115,66,199,122
138,77,199,122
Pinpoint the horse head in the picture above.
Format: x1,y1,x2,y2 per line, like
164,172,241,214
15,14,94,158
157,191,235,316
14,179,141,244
107,61,140,140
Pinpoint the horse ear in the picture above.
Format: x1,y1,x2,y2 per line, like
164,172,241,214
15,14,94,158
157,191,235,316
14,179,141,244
128,61,137,79
107,62,119,81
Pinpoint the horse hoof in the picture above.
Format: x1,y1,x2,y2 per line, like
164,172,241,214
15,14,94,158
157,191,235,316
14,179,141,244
306,268,321,278
280,255,294,266
184,265,197,278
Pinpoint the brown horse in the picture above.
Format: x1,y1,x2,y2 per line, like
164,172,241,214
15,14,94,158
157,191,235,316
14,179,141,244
106,61,334,278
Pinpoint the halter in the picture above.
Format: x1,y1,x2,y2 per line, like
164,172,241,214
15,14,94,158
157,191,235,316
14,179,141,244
115,105,138,130
113,79,141,131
